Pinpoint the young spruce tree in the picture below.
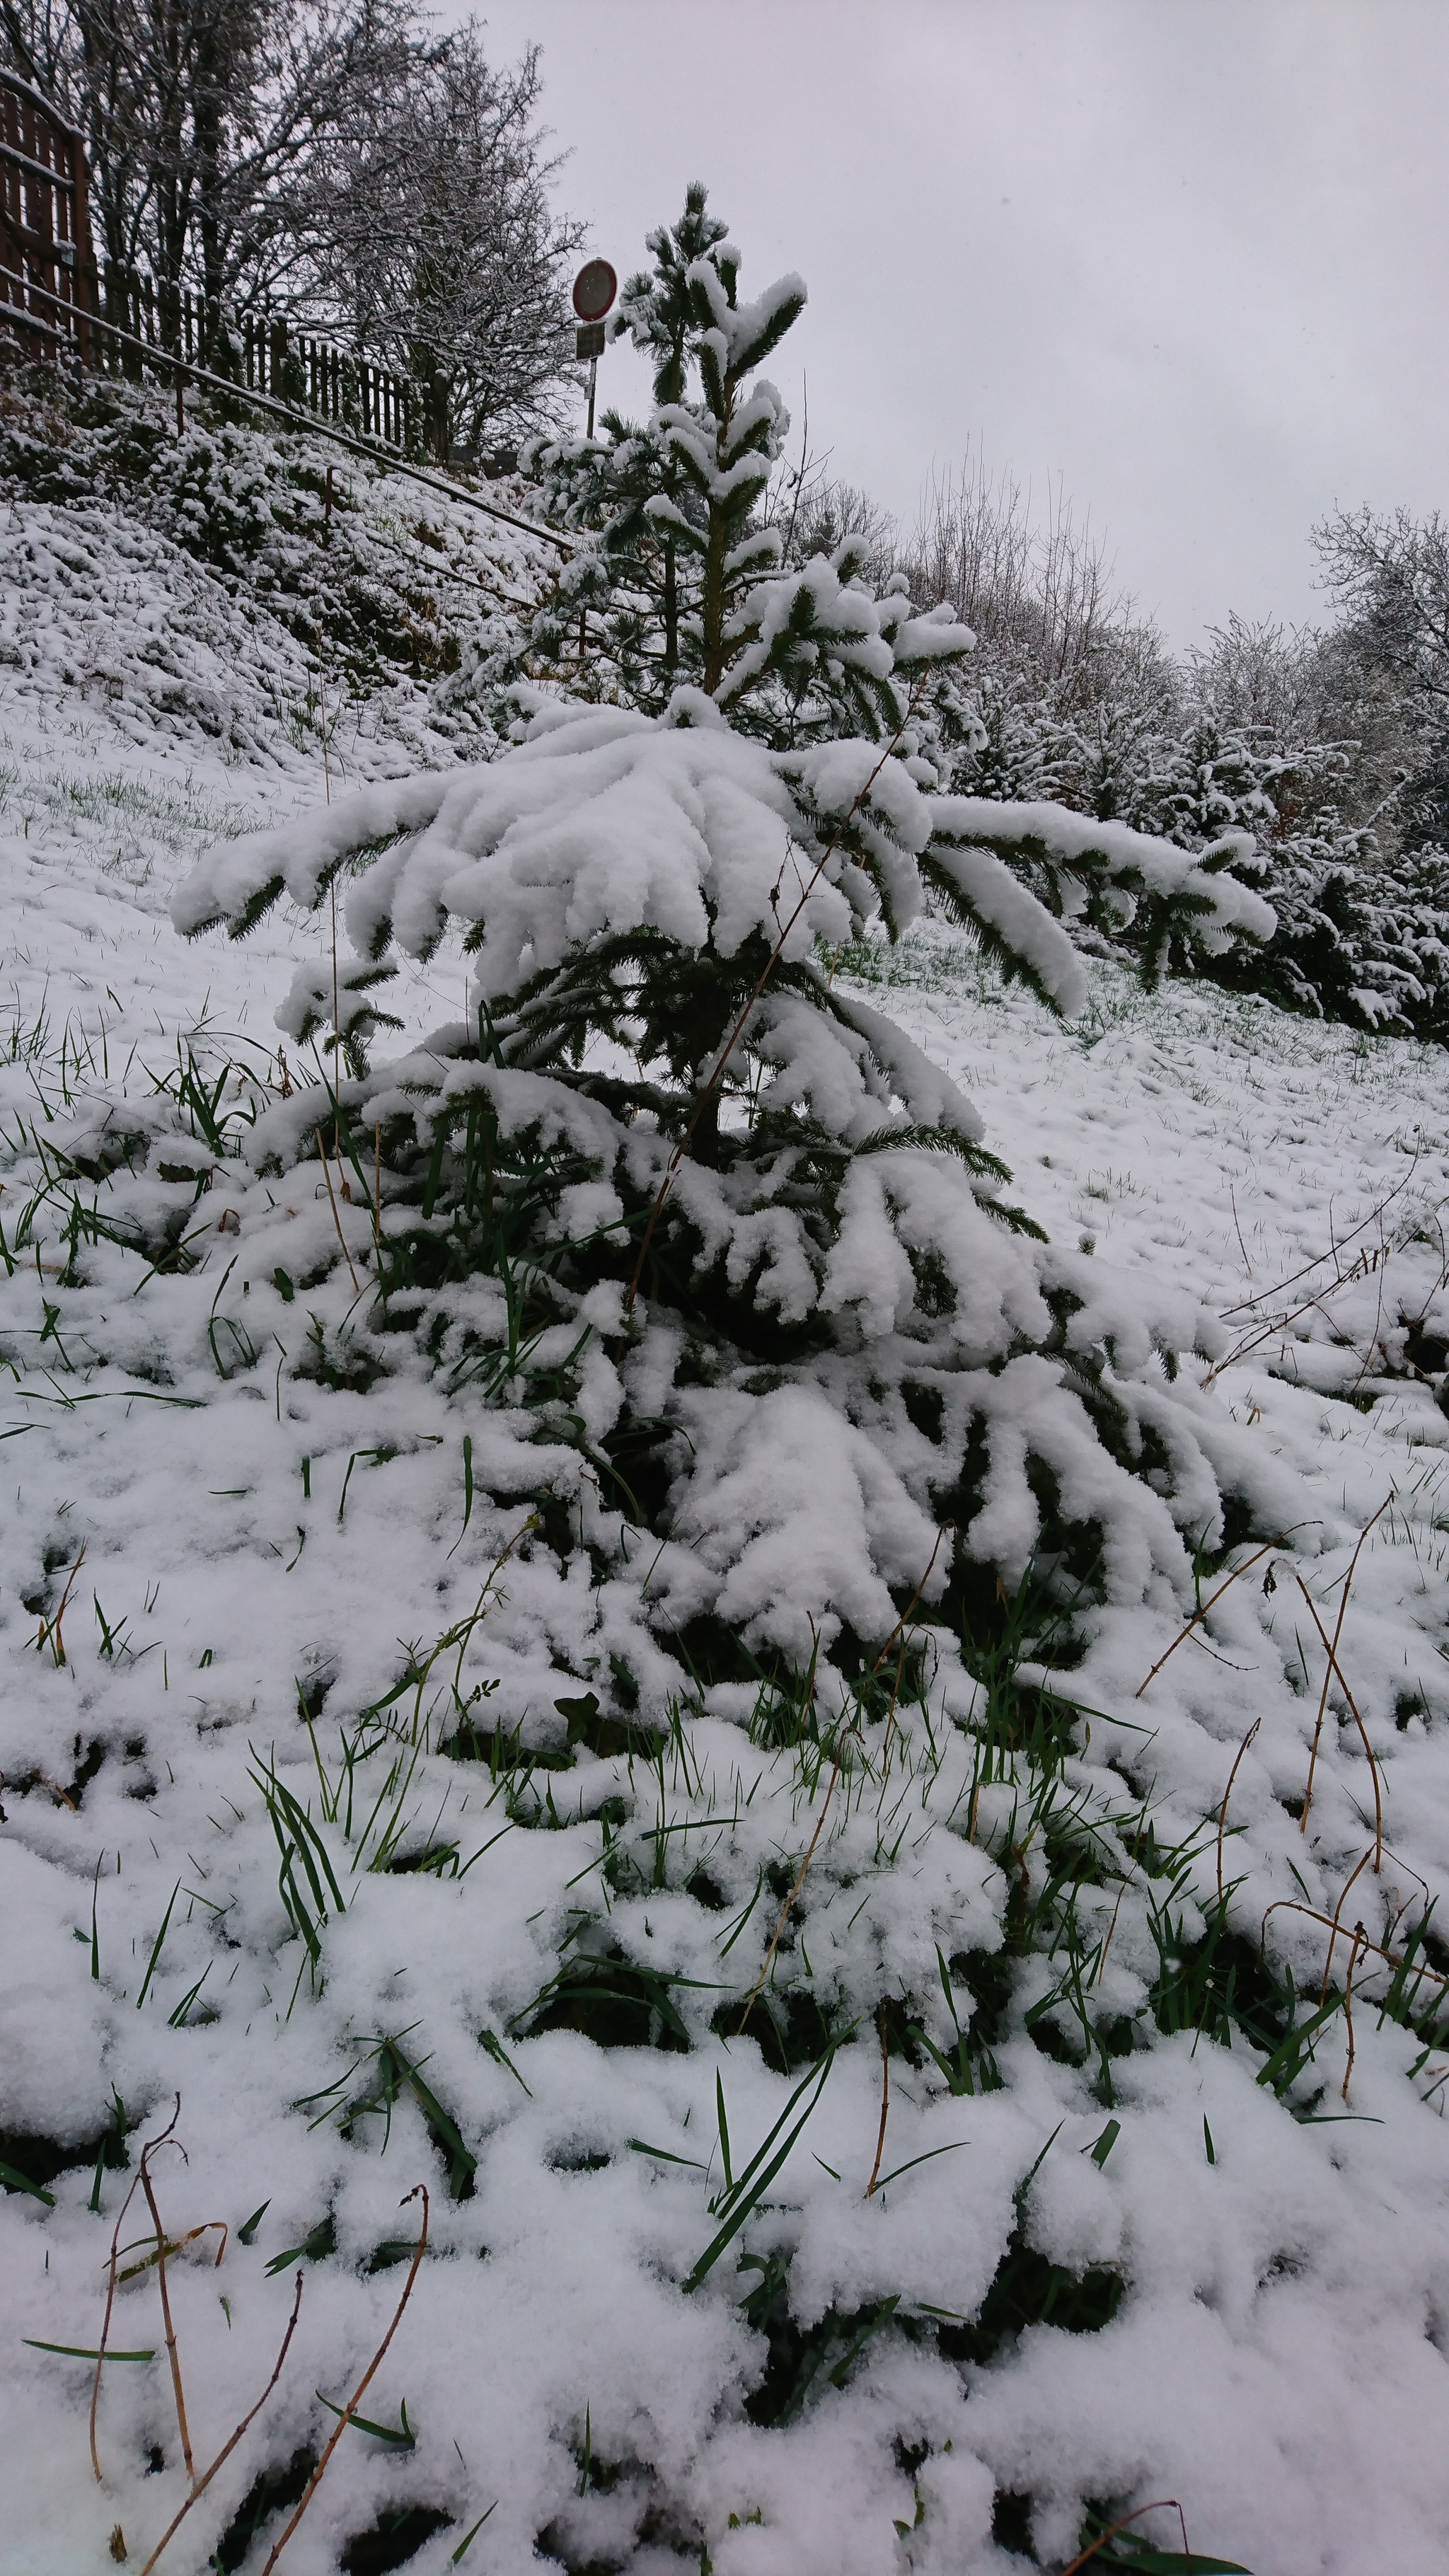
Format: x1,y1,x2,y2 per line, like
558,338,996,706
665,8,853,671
175,190,1277,1684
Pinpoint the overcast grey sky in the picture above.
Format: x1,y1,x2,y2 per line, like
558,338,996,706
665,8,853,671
449,1,1447,647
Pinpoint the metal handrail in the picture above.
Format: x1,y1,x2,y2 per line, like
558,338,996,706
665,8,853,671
0,257,572,554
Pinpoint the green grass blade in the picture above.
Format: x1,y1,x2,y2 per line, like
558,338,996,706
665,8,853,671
1,2163,56,2207
134,1880,180,2009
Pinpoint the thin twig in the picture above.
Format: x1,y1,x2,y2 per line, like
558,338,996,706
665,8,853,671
137,2273,304,2576
1218,1154,1421,1317
316,1128,360,1293
1345,1219,1393,1399
1135,1535,1298,1698
259,2184,429,2575
1341,1924,1366,2100
91,2178,147,2480
1058,2500,1193,2576
1293,1572,1384,1870
1317,1847,1374,2004
625,703,921,1314
1259,1895,1448,1997
1229,1182,1254,1278
137,2128,195,2487
90,2098,183,2480
1216,1716,1262,1906
1298,1500,1389,1837
864,2003,891,2197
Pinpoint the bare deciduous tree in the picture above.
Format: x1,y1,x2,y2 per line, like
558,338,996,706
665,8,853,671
0,0,579,443
899,451,1134,712
1312,505,1449,850
292,25,582,456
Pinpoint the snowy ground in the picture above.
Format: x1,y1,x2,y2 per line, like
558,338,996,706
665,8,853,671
3,493,1449,2576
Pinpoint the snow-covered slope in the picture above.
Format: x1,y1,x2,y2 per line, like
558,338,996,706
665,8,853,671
3,494,1449,2576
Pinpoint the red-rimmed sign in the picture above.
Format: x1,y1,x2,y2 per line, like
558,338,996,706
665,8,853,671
572,259,618,323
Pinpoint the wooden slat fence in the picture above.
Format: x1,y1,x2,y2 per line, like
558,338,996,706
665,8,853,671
1,63,424,455
0,62,93,363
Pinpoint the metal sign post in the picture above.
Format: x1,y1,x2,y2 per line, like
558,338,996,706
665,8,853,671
572,258,617,439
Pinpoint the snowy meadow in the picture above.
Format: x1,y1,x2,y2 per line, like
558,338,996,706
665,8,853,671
4,361,1449,2576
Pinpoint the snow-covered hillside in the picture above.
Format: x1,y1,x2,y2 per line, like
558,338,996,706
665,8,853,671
3,480,1449,2576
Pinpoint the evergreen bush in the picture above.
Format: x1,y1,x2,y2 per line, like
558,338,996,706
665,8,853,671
174,193,1278,1694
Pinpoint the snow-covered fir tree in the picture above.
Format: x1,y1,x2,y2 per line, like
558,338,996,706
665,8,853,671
175,194,1276,1694
1131,707,1449,1034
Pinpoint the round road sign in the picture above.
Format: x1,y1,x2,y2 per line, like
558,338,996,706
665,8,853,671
572,259,618,323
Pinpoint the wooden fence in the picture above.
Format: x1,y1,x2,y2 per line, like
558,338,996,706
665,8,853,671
1,63,425,456
0,62,94,364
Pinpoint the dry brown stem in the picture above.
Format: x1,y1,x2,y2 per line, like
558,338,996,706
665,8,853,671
91,2100,185,2480
1259,1895,1448,2002
316,1127,361,1293
866,1525,947,1684
863,2004,891,2198
1229,1184,1253,1278
2,1765,78,1808
39,1538,87,1667
1218,1157,1420,1319
1134,1535,1295,1698
1341,1924,1367,2101
1317,1848,1374,2004
1216,1716,1262,1906
1298,1501,1389,1837
1293,1571,1384,1869
136,2272,304,2576
91,2173,147,2481
137,2136,196,2488
258,2183,430,2574
1058,2500,1193,2576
